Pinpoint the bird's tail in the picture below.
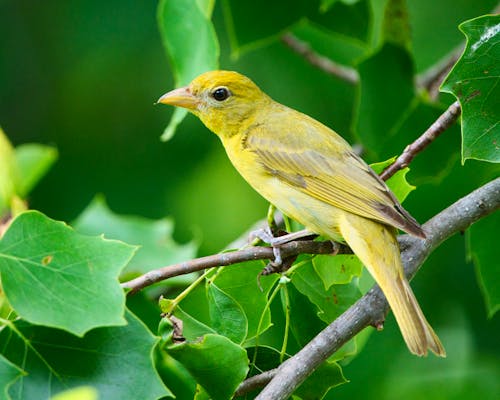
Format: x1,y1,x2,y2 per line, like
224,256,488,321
338,212,446,357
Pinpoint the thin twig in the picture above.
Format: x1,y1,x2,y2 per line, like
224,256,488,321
379,100,461,181
121,240,342,294
281,33,359,85
250,177,500,400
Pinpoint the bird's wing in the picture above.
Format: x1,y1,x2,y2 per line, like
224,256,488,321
245,113,424,237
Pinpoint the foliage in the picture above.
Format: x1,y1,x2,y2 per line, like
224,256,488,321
0,1,498,399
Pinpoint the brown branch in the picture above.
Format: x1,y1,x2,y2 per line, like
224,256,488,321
379,100,461,181
250,177,500,400
121,240,341,294
281,33,359,85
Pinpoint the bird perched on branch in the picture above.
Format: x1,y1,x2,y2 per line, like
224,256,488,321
158,70,445,357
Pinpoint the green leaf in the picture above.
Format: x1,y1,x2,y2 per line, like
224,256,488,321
467,212,500,317
50,387,98,400
157,0,219,141
309,0,371,44
14,144,58,197
206,282,247,343
292,261,362,324
291,20,368,67
441,15,500,163
173,306,216,340
222,0,317,56
294,360,347,399
370,158,415,202
0,211,135,336
287,283,326,347
212,260,278,341
313,254,363,289
73,197,196,276
0,355,24,399
167,334,249,400
0,127,19,215
0,311,170,400
354,43,415,158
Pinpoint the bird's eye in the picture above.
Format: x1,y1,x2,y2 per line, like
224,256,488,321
212,87,230,101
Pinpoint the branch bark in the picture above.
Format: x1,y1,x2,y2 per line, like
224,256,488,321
250,177,500,400
122,240,342,294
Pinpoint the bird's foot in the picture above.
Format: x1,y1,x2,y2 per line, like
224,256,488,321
250,227,317,267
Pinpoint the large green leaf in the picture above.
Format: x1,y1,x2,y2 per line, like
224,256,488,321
157,0,219,141
0,211,135,336
73,197,196,276
354,43,415,158
206,282,248,343
467,212,499,318
441,14,500,163
167,334,249,400
212,260,278,341
0,312,170,400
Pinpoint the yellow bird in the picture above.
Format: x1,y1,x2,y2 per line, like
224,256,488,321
158,70,445,357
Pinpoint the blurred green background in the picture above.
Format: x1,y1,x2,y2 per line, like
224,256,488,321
1,0,498,398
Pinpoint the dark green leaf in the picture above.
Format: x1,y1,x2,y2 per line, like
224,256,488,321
291,20,368,67
212,260,278,341
0,312,170,400
206,282,248,343
441,15,500,163
467,212,499,317
167,334,249,400
157,0,219,140
292,261,361,324
14,144,57,197
309,0,371,44
0,211,135,336
222,0,317,56
74,197,196,276
355,43,415,158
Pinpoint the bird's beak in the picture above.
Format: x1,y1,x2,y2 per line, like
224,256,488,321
157,87,199,110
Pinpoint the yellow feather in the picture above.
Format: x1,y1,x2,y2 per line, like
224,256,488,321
158,70,445,357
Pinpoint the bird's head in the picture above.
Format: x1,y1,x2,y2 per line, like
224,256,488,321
158,70,271,136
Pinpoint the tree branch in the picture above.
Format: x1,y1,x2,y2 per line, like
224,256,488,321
121,240,342,294
379,100,461,180
249,177,500,400
281,33,359,85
